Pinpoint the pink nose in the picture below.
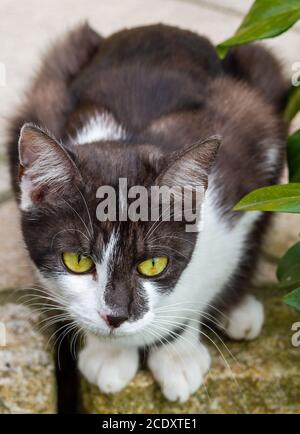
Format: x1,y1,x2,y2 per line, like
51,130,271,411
99,311,108,323
99,311,128,328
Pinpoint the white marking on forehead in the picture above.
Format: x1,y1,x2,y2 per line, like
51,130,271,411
96,230,119,312
72,112,126,145
102,230,120,266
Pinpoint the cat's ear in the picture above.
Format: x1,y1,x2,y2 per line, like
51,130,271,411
18,123,77,210
156,136,221,190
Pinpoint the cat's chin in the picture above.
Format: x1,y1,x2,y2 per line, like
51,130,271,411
93,328,139,338
83,326,150,347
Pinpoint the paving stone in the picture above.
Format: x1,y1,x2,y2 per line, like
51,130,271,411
0,295,56,413
0,200,36,292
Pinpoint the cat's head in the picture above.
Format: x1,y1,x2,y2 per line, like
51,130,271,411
17,123,219,342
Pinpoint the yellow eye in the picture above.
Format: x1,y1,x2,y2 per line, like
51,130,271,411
62,252,95,274
137,256,168,277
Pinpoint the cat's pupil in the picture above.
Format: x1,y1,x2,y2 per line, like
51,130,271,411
152,258,155,268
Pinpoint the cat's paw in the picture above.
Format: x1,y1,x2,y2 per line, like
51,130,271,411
148,343,211,403
224,294,264,340
78,339,139,394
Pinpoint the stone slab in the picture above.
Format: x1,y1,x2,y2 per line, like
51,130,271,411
0,200,36,292
0,295,56,413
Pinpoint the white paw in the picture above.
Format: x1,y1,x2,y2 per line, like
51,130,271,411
148,342,211,403
224,295,264,341
78,337,139,394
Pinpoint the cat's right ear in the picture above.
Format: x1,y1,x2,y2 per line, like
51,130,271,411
18,123,78,210
155,136,221,191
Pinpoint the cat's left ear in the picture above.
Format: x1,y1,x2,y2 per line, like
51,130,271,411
18,123,78,210
156,136,221,190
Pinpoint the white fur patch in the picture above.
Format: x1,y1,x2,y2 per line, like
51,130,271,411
223,294,264,340
265,147,279,170
20,176,35,211
72,112,126,145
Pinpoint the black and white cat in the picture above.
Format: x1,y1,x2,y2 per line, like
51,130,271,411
8,24,288,402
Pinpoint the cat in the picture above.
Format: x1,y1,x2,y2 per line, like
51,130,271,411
8,23,288,403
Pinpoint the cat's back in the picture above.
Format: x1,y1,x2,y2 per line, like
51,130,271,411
69,24,222,132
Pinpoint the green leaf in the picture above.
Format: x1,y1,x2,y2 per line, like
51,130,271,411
287,129,300,182
233,184,300,213
217,0,300,58
283,287,300,311
284,87,300,123
277,242,300,281
279,265,300,290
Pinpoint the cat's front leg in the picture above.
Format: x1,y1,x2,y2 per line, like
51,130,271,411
78,333,139,394
148,324,211,403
